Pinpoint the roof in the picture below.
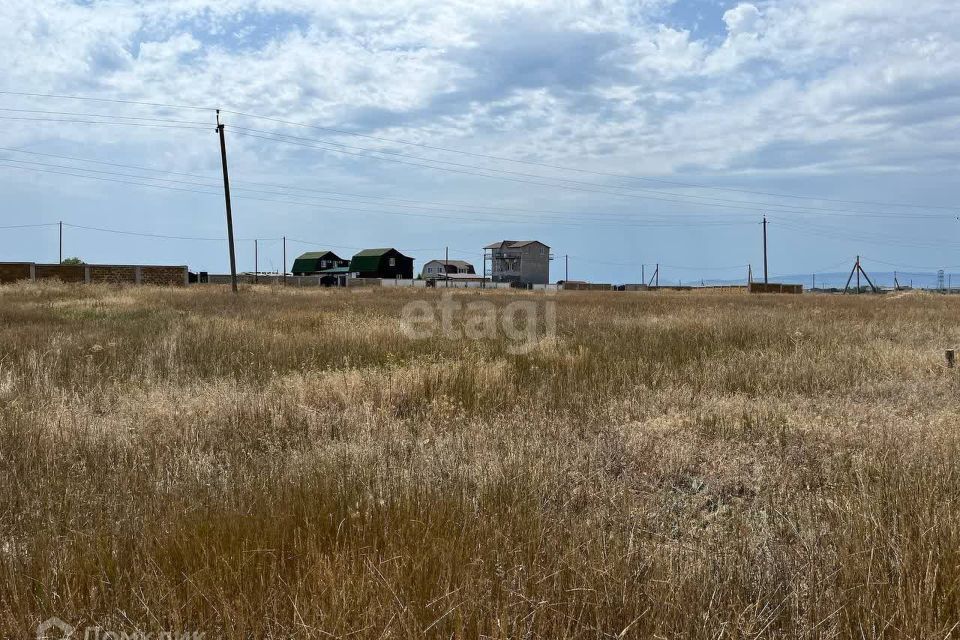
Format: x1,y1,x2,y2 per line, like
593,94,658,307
484,240,550,250
291,251,346,273
424,259,474,269
318,266,351,274
353,248,410,258
349,248,412,273
294,251,338,260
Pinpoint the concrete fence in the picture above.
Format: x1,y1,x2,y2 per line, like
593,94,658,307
562,281,613,291
203,274,328,286
0,262,188,286
433,281,513,289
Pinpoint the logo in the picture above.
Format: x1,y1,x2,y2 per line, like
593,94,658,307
37,617,75,639
400,291,557,354
35,617,204,640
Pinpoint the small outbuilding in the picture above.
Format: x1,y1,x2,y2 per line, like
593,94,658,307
349,248,414,279
291,251,349,276
421,259,476,279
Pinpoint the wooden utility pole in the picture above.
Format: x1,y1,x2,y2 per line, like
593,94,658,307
254,239,258,284
445,246,449,288
647,264,659,288
762,216,769,284
282,236,287,286
216,110,238,294
565,254,569,281
843,256,878,294
641,264,645,285
58,221,62,263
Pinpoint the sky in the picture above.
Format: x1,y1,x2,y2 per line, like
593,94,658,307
1,0,959,285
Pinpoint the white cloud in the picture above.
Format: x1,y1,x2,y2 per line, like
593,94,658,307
722,3,761,36
1,0,960,190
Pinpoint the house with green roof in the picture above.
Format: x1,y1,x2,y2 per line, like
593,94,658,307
349,248,414,279
291,251,349,276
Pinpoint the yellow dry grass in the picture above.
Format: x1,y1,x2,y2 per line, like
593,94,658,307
2,281,960,638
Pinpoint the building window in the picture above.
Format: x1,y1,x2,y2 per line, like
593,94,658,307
389,258,396,267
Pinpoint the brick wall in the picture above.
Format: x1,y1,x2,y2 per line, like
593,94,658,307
89,265,136,285
35,264,85,282
0,263,32,284
748,282,803,294
139,266,187,286
0,263,187,286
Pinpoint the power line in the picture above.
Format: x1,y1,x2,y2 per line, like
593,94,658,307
51,222,442,255
0,161,224,197
0,160,756,230
0,146,750,223
0,147,744,225
0,147,673,218
0,222,59,230
0,90,212,112
63,223,258,242
0,107,209,127
567,255,748,271
221,110,959,212
2,89,955,213
232,129,761,212
0,115,209,130
231,128,954,219
774,218,960,250
858,256,960,271
0,220,275,243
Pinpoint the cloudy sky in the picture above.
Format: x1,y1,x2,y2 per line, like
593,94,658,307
1,0,959,284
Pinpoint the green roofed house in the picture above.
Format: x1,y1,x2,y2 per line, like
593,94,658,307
349,248,414,279
291,251,349,276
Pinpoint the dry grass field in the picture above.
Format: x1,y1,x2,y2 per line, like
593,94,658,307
2,282,960,638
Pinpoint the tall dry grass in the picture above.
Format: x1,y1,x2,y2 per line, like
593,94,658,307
2,282,960,638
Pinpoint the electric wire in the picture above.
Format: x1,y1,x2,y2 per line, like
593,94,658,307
231,127,954,219
0,115,209,130
0,161,756,230
2,89,955,213
0,146,771,224
0,153,751,226
231,128,955,220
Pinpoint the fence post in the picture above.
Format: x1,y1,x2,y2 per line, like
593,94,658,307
947,349,956,369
